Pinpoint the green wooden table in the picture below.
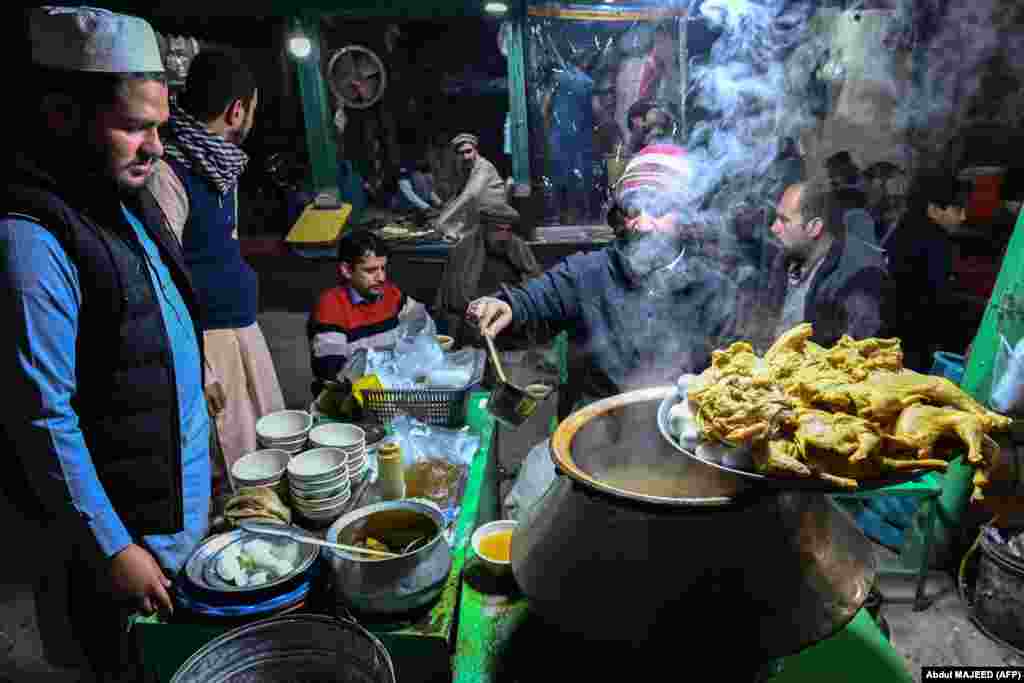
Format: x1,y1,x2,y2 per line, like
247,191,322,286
131,391,500,683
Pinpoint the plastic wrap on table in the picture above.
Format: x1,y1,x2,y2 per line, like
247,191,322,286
525,5,686,224
346,346,484,393
387,414,481,526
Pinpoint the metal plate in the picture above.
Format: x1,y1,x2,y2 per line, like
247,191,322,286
657,390,926,493
173,565,315,618
182,528,319,595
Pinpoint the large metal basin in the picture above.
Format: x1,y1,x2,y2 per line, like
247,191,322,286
511,386,876,661
326,499,452,617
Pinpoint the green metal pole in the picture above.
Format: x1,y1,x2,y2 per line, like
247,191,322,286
927,208,1024,557
507,12,532,189
291,14,339,196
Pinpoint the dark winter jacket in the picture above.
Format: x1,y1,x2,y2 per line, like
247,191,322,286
500,243,737,397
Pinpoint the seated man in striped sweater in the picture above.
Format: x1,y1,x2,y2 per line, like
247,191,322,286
308,231,428,397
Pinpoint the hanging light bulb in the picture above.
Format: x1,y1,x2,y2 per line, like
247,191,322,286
484,2,508,15
288,34,312,59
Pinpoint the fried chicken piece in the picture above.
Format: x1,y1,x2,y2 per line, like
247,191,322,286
803,370,1012,430
752,439,812,477
892,403,994,464
789,409,884,464
764,323,814,361
688,373,792,445
753,434,945,490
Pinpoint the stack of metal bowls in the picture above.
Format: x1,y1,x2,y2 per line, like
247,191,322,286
309,423,368,481
230,449,290,499
287,447,351,523
256,410,313,456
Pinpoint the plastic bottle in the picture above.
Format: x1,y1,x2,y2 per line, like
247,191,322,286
377,441,406,500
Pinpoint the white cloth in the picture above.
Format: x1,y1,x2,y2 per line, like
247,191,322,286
29,6,164,73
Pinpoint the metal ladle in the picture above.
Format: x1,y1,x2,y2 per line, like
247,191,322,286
483,333,552,429
483,333,508,385
239,520,399,559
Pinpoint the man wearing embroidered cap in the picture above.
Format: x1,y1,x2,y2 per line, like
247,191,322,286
468,144,738,520
434,133,507,236
1,7,209,679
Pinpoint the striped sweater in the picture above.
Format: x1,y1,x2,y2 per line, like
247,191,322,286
307,283,425,393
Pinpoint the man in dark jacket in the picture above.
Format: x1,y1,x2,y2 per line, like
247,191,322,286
737,177,885,351
1,8,208,680
471,144,735,396
469,144,737,518
881,171,967,371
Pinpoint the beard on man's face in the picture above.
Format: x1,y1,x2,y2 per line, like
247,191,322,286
614,229,684,282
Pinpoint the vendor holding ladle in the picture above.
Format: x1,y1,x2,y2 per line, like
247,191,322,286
466,144,738,519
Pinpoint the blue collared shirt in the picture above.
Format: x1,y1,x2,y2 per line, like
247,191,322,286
0,208,210,573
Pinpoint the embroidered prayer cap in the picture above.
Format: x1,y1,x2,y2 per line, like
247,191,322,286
479,202,520,225
450,133,479,150
616,143,689,196
29,6,164,73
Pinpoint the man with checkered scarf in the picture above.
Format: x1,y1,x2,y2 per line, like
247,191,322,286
468,144,739,519
146,50,285,496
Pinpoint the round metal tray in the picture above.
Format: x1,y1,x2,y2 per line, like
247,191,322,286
657,389,926,493
173,563,317,618
182,528,319,596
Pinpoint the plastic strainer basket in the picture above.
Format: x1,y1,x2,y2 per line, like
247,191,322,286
170,614,395,683
361,349,485,428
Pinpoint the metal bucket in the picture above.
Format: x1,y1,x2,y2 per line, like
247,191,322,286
511,386,876,661
973,528,1024,652
170,614,395,682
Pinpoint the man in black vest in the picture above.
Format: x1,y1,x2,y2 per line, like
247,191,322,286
147,50,286,495
1,7,209,680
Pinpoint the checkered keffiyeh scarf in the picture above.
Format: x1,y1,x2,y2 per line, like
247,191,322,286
163,102,249,196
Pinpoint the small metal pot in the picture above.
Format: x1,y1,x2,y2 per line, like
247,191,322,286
325,499,452,616
487,381,553,429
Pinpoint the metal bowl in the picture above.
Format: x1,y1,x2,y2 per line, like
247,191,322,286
325,499,452,616
182,528,319,596
657,388,927,493
170,614,395,683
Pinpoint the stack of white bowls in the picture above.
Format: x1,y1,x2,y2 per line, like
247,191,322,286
256,410,313,455
308,423,368,481
230,448,291,499
286,447,351,523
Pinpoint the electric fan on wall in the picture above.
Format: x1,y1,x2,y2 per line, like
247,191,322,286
326,45,388,110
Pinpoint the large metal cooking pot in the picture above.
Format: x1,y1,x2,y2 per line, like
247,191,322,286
170,614,395,683
511,386,876,661
326,499,452,616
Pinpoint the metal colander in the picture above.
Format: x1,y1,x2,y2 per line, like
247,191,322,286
170,614,396,683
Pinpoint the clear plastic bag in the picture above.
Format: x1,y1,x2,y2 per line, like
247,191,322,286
426,348,484,389
388,414,481,526
991,334,1024,415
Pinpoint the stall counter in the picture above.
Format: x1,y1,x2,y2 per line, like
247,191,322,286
130,391,501,683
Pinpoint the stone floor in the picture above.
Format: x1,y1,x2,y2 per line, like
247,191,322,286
1,310,1020,682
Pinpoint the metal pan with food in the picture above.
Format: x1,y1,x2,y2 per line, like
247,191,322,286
180,527,319,601
659,323,1012,495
